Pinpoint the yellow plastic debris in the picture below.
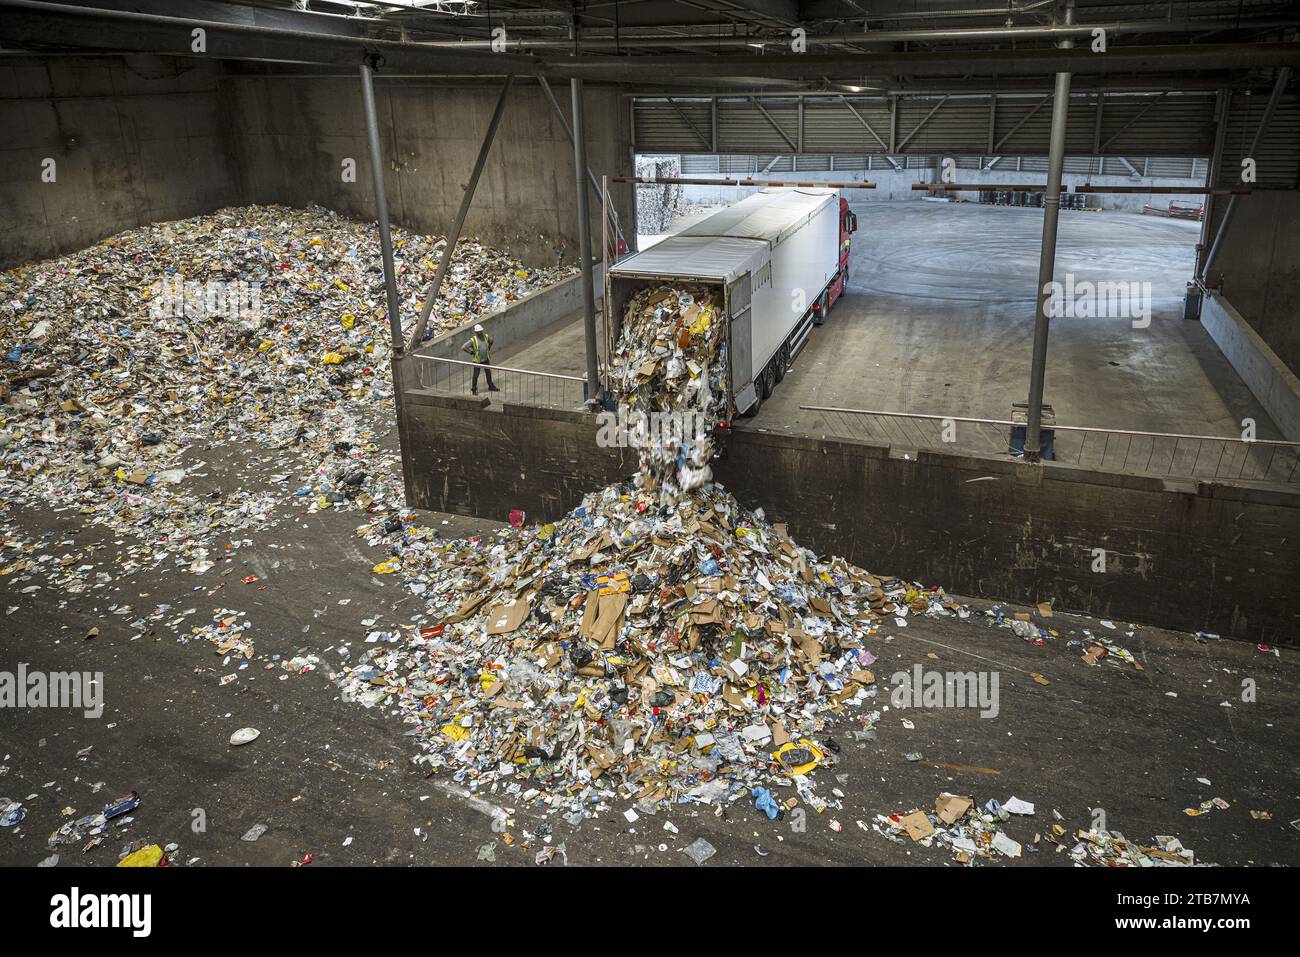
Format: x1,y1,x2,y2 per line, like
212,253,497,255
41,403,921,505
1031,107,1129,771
118,844,164,867
773,738,824,776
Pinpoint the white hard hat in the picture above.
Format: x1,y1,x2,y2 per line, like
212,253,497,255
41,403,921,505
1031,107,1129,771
474,324,484,332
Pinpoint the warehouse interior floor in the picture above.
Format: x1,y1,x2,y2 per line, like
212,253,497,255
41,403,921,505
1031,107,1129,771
502,201,1282,462
3,446,1297,867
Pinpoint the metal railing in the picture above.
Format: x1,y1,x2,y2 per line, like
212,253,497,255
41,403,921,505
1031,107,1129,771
407,354,588,410
803,406,1300,486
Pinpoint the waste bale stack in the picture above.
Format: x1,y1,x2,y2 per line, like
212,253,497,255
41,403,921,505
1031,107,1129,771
634,156,684,234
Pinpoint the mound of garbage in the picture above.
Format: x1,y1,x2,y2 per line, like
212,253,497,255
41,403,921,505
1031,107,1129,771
338,282,973,821
0,205,569,582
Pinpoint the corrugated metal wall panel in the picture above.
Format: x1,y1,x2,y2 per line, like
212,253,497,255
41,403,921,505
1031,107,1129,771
896,96,987,153
1217,93,1300,188
718,98,799,154
1098,93,1216,156
633,92,1280,172
1146,156,1199,177
991,95,1056,155
720,154,757,175
634,99,712,153
681,154,719,174
802,97,891,153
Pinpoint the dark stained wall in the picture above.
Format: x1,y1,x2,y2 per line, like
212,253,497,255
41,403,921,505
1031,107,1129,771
0,55,239,268
400,390,1300,644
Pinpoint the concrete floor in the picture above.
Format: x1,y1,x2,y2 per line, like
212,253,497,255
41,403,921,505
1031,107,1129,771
764,202,1280,443
504,201,1283,473
5,202,1294,870
3,437,1298,868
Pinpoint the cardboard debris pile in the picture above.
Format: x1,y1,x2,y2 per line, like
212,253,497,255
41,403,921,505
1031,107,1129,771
874,794,1036,863
336,282,974,823
0,205,566,587
984,605,1140,669
874,794,1205,866
1070,830,1199,866
338,482,965,821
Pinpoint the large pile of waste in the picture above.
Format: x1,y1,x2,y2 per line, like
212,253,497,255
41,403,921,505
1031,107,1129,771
337,282,973,822
0,205,569,582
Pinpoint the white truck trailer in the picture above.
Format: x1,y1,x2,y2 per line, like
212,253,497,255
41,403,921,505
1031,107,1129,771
606,187,855,419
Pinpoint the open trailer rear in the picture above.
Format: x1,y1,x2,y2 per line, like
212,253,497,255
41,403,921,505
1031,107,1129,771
607,187,856,418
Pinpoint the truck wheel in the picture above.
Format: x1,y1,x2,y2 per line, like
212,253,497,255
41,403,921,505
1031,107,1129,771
760,364,775,400
774,345,788,384
819,288,831,319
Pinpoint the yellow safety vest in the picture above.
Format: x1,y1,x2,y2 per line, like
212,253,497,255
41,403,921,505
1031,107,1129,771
469,334,490,363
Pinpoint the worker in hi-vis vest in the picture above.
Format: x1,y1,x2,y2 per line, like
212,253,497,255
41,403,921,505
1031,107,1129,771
463,323,498,395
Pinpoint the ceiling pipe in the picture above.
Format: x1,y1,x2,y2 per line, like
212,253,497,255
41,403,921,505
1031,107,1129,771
2,0,1296,80
550,43,1300,79
418,16,1300,51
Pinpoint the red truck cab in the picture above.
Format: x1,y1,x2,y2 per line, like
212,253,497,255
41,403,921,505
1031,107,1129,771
829,197,856,307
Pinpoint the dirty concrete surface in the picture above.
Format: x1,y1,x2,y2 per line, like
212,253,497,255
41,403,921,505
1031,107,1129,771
3,427,1296,868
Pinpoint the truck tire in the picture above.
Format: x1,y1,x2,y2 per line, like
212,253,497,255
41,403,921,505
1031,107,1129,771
774,344,789,384
760,363,775,400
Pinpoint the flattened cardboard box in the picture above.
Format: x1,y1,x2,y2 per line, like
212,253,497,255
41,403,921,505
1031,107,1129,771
485,595,532,635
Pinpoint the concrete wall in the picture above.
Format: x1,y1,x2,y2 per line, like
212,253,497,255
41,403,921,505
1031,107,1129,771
415,266,604,362
225,76,633,268
673,167,1203,213
0,55,239,268
1,57,633,274
400,392,1300,644
1206,191,1300,378
1201,291,1300,441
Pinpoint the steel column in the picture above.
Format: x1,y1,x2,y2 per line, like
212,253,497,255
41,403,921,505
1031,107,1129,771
539,76,625,250
1197,89,1230,277
1024,1,1075,462
404,74,514,351
359,62,403,355
572,76,600,404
